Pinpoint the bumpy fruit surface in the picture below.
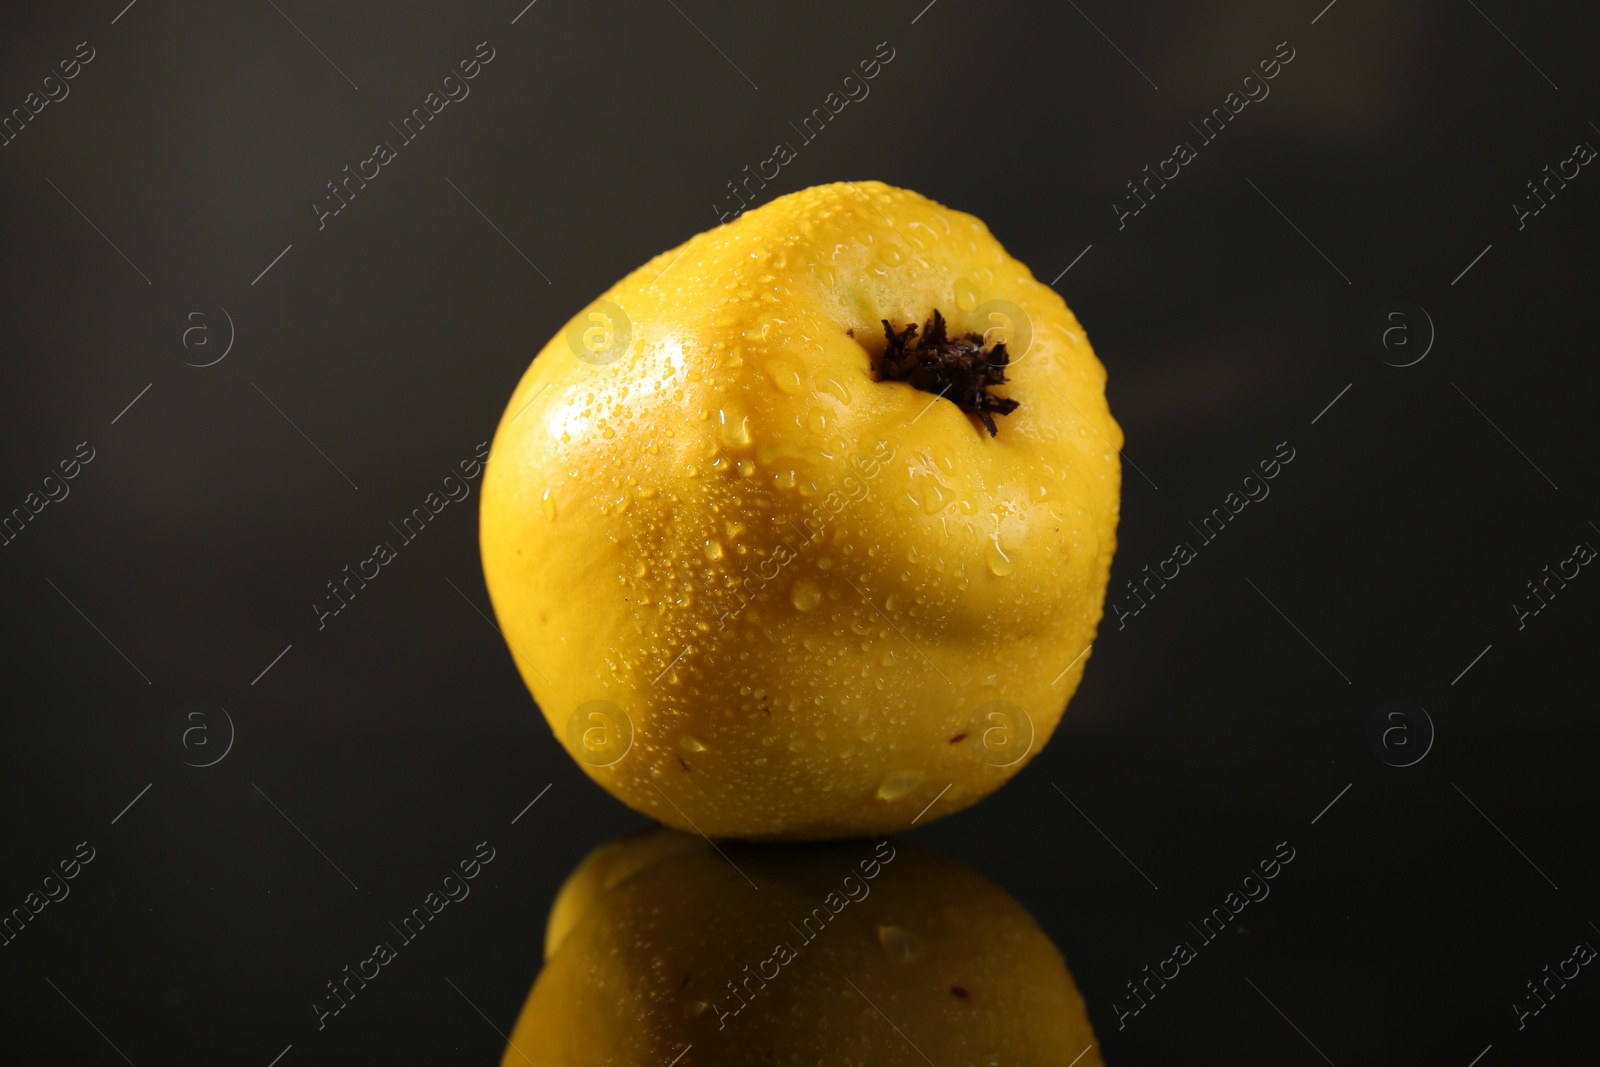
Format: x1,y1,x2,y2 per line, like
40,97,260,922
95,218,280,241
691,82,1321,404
481,181,1120,839
501,828,1104,1066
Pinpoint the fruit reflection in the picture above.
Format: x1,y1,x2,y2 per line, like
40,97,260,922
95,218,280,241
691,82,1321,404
501,827,1103,1066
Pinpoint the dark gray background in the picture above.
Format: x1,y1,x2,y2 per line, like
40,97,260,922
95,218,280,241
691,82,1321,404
2,0,1596,1063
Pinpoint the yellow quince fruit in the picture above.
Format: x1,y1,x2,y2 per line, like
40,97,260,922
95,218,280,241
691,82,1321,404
500,828,1104,1066
481,181,1120,839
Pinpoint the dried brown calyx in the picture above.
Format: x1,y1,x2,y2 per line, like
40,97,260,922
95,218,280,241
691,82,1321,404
876,310,1019,436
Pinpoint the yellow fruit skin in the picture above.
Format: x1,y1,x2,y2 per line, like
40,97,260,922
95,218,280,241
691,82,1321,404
501,829,1104,1067
481,181,1120,840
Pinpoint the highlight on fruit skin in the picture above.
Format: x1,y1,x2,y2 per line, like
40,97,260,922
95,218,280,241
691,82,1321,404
499,827,1105,1066
480,180,1121,840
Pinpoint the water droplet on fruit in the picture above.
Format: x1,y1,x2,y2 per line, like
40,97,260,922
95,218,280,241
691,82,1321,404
876,771,922,800
986,538,1013,577
681,736,706,753
791,580,822,612
718,409,751,447
954,277,980,312
704,541,724,561
541,488,557,521
877,924,928,962
878,244,903,267
767,360,804,394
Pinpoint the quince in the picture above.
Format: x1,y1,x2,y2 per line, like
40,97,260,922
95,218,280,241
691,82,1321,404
481,181,1120,839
